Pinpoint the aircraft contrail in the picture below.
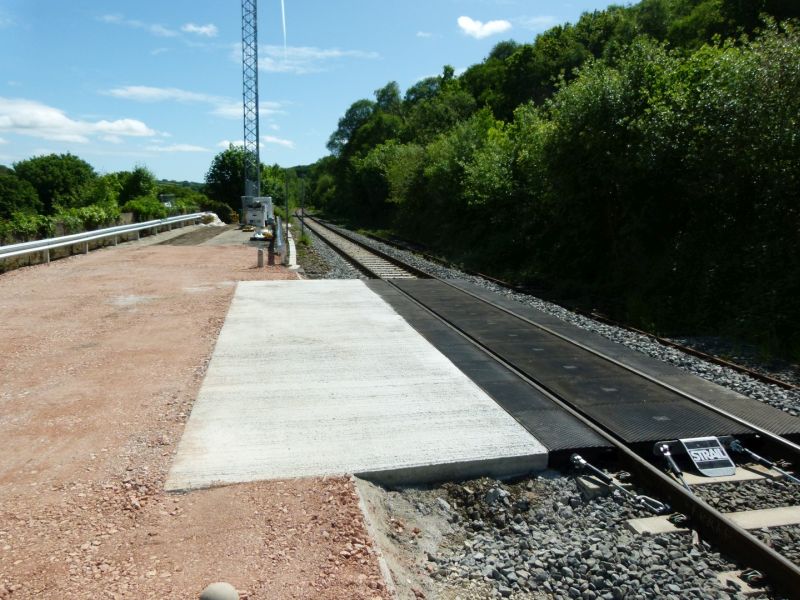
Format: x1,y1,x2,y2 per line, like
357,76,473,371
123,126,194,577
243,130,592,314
280,0,287,59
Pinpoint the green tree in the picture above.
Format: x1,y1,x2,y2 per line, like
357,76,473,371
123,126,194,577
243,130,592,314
13,153,96,214
633,0,671,39
0,172,42,219
326,99,376,156
403,76,441,106
204,145,286,221
374,81,402,114
403,86,477,144
118,166,157,205
503,25,590,112
205,145,247,216
461,45,514,118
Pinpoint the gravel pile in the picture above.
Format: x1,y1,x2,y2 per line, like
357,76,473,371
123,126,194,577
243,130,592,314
692,479,800,513
423,475,754,600
328,224,800,417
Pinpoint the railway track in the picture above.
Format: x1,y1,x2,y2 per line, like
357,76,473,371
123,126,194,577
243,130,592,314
358,228,798,393
301,213,800,596
304,218,422,279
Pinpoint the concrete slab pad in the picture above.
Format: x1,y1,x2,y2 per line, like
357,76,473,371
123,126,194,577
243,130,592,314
166,280,547,490
626,516,689,535
726,506,800,529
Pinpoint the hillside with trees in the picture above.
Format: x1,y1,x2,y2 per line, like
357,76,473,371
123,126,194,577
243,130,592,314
306,0,800,359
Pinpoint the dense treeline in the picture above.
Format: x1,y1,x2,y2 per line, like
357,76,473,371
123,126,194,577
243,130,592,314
0,154,230,243
0,143,303,245
308,0,800,358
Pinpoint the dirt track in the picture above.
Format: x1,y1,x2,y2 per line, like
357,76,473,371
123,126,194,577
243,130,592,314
0,242,389,599
156,224,237,246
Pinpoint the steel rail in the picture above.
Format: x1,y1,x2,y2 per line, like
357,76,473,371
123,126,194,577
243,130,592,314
304,215,800,595
0,213,208,261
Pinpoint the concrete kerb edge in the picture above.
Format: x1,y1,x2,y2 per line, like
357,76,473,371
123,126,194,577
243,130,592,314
351,475,400,599
163,281,245,494
287,228,299,269
164,449,548,492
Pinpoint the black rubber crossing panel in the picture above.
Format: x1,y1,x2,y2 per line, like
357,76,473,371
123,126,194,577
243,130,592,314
444,280,800,440
390,280,800,444
366,281,609,452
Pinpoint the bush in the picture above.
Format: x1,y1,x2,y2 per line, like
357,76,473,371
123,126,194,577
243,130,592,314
0,212,54,243
122,196,168,221
0,172,42,219
55,204,120,233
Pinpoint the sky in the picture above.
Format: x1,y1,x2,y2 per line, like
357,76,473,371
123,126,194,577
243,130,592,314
0,0,613,182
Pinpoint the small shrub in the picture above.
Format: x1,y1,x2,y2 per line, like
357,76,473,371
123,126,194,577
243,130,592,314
2,212,54,242
122,196,168,221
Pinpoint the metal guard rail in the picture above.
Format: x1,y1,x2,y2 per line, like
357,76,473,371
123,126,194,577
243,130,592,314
0,212,209,261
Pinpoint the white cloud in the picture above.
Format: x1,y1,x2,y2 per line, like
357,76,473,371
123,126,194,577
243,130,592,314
150,24,178,37
457,16,512,39
95,119,153,136
208,102,245,119
217,137,293,150
210,100,283,119
98,14,178,38
105,86,284,120
101,135,123,144
182,23,218,37
262,135,294,149
0,137,7,144
0,97,157,143
517,16,557,31
145,144,210,153
106,86,213,103
417,31,432,38
240,45,379,75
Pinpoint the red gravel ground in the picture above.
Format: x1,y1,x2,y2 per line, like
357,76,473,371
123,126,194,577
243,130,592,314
0,243,390,599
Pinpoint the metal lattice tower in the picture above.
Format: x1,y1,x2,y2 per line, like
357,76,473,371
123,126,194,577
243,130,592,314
242,0,260,198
